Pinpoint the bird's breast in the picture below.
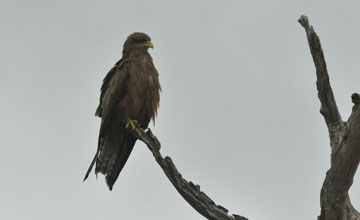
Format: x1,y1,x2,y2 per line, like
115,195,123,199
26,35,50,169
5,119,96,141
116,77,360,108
119,58,160,123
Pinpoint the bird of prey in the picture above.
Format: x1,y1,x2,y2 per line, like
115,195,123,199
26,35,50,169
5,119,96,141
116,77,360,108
84,32,161,190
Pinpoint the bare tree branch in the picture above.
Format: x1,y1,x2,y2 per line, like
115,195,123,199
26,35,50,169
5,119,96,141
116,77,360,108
299,15,360,220
129,127,248,220
298,15,342,127
298,15,346,161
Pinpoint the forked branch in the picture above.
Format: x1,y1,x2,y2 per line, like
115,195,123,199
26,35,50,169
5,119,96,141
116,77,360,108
299,15,360,220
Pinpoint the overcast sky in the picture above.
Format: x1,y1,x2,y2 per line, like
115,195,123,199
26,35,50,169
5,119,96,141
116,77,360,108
1,0,360,219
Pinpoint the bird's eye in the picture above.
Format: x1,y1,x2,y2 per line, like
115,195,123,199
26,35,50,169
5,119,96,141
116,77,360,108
134,38,147,44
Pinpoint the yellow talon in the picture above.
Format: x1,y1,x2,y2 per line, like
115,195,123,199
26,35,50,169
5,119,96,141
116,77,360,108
125,118,138,130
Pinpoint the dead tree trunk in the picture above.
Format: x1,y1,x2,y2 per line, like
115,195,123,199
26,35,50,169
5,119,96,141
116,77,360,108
299,15,360,220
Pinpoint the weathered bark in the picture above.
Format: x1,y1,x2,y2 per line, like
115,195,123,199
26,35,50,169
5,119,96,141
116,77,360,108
129,127,248,220
299,15,360,220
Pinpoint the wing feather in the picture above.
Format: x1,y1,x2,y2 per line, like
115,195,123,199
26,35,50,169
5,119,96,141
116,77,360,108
84,59,130,181
95,58,129,118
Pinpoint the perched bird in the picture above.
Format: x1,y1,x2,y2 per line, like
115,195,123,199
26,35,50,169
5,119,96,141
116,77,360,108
84,32,161,190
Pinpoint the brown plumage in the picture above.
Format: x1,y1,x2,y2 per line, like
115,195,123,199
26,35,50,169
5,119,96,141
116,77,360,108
84,32,161,190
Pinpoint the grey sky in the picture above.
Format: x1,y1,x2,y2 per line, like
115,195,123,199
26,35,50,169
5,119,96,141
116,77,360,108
1,0,360,219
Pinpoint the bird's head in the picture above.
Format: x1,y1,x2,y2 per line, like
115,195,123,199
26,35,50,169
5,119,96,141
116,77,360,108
123,32,154,54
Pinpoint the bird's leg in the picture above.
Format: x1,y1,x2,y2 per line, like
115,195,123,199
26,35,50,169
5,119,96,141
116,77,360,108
125,118,146,133
125,118,138,130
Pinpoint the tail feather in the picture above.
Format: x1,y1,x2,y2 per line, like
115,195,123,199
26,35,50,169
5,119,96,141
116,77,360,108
84,119,143,190
83,151,98,181
105,133,136,190
83,126,106,181
87,123,137,190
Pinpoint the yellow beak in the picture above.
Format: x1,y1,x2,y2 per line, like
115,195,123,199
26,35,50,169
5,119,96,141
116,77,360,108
144,41,154,49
